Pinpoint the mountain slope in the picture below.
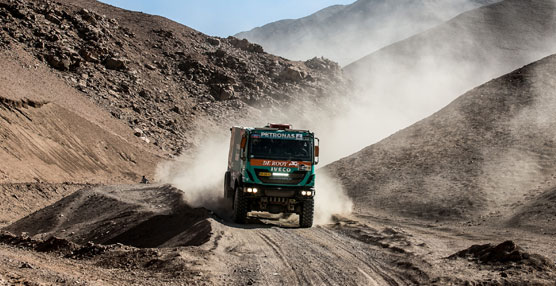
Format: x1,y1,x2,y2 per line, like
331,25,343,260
316,0,556,161
345,0,556,123
0,0,346,157
0,0,348,183
0,45,162,183
326,53,556,229
236,0,498,65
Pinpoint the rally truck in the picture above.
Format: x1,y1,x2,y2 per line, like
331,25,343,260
224,124,319,228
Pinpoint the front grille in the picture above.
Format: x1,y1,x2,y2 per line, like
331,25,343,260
265,190,295,197
254,168,307,185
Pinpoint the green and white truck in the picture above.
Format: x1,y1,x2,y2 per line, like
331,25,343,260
224,124,319,228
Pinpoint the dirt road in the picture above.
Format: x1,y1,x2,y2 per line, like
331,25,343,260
207,219,422,285
1,184,555,285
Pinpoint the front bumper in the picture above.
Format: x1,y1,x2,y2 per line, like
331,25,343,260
241,184,315,199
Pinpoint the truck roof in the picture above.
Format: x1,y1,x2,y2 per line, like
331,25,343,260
231,126,312,133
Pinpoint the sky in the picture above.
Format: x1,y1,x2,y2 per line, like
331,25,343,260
99,0,355,37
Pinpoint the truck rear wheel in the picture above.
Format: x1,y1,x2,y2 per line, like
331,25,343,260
232,186,248,224
224,171,232,199
299,198,314,228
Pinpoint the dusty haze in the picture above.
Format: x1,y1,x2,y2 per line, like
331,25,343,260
155,133,229,208
236,0,500,65
158,0,556,223
283,0,556,166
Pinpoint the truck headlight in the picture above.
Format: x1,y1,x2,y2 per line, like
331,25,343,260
301,191,307,196
247,188,253,193
253,188,258,193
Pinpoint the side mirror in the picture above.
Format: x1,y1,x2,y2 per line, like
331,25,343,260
240,136,247,149
314,138,320,165
240,136,247,160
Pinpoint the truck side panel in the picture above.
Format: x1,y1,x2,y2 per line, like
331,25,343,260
226,127,246,198
228,127,244,172
227,127,237,171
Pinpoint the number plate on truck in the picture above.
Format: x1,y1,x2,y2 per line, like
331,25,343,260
258,172,272,177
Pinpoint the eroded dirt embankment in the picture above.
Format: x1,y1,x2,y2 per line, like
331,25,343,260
0,96,160,184
4,184,211,248
0,183,86,227
0,97,48,109
0,184,215,285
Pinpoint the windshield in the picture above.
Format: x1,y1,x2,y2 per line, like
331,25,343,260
249,138,312,161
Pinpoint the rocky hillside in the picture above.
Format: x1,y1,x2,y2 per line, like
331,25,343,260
235,0,498,65
0,0,346,157
326,53,556,232
0,44,162,183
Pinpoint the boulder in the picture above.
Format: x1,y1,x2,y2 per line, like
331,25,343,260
178,57,205,73
449,240,555,271
79,48,99,62
210,71,236,85
45,54,70,71
171,105,182,114
305,57,340,71
279,66,306,82
138,89,150,98
103,57,126,70
79,9,97,25
144,63,156,70
44,13,61,25
133,128,143,137
212,84,236,101
227,37,264,53
206,37,220,46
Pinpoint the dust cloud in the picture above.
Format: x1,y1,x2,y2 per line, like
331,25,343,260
155,134,229,209
156,129,353,224
314,170,353,224
280,0,556,166
156,0,556,225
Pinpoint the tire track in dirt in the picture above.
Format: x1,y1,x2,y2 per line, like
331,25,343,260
315,225,414,285
302,226,405,285
208,220,409,285
258,228,349,285
257,232,309,285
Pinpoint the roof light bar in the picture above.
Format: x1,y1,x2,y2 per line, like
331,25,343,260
267,123,292,130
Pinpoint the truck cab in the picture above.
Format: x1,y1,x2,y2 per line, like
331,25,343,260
224,124,319,227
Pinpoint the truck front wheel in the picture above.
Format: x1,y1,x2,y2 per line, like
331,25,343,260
299,198,314,228
232,186,248,224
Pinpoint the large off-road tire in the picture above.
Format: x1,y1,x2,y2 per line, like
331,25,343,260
224,171,232,199
232,186,248,224
299,197,314,228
